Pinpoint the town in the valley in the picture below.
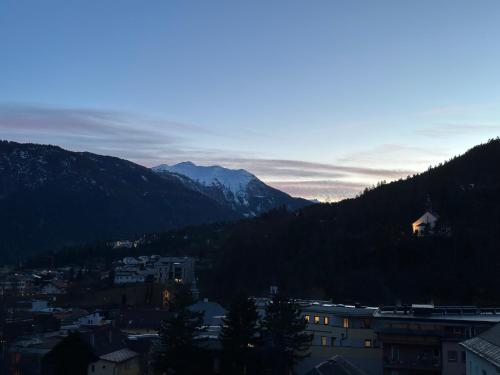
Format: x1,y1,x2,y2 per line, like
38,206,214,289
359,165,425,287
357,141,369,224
0,210,498,375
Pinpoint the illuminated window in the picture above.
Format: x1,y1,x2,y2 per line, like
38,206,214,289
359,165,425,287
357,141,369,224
314,316,320,324
321,336,327,346
343,318,350,328
304,315,310,322
364,339,372,348
324,316,329,325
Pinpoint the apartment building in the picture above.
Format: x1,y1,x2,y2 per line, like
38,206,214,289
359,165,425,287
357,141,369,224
374,304,500,375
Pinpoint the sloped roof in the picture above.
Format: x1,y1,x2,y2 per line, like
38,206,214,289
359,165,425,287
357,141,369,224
305,355,368,375
461,323,500,368
413,211,439,225
99,348,138,363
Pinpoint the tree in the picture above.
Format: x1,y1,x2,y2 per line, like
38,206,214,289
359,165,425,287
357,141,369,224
152,287,206,375
220,293,260,375
262,294,312,375
41,332,96,375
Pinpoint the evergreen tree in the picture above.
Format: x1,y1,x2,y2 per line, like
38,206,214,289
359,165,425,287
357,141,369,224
220,293,260,375
152,288,206,375
41,332,96,375
262,294,312,375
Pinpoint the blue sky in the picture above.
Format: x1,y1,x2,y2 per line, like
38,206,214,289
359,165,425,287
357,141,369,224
2,0,500,200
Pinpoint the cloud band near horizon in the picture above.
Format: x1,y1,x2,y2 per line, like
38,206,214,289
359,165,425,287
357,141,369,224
0,103,420,201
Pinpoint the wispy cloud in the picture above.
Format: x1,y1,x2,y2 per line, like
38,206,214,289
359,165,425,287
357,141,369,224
268,180,368,202
0,103,219,164
0,103,423,201
416,122,500,138
337,143,446,170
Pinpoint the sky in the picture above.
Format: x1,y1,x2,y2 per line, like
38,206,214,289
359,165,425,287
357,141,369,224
2,0,500,201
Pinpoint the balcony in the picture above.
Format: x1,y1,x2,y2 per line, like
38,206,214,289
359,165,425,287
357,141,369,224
383,356,440,371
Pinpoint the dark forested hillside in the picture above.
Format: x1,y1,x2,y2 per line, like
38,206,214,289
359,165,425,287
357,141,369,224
23,139,500,305
207,139,500,305
0,141,238,259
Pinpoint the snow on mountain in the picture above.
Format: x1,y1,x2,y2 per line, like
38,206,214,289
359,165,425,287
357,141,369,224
152,162,256,199
152,162,310,216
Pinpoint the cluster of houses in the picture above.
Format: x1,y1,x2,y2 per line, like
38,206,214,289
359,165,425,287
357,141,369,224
0,269,72,298
2,285,500,375
0,296,224,375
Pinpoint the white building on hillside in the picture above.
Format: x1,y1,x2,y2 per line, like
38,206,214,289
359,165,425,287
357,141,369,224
412,211,439,236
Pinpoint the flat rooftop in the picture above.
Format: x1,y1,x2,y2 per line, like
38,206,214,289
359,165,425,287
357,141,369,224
374,305,500,323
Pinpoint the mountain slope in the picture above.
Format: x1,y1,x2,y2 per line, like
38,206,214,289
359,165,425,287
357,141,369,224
0,141,238,258
152,162,310,217
207,139,500,304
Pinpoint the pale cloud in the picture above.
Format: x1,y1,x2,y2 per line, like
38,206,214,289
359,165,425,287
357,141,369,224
268,180,368,202
416,122,500,138
337,143,447,170
0,103,425,201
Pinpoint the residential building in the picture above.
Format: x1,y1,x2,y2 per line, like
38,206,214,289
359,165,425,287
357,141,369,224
256,299,382,375
412,211,439,236
114,269,154,284
460,322,500,375
153,257,195,284
88,348,140,375
305,355,369,375
113,256,195,286
374,304,500,375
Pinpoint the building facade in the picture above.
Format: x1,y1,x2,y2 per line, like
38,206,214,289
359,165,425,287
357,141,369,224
256,299,383,375
374,305,500,375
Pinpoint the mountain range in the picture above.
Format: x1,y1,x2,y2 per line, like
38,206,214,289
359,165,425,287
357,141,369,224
0,140,308,258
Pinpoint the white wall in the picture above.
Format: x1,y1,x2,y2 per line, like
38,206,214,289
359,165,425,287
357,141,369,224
466,350,500,375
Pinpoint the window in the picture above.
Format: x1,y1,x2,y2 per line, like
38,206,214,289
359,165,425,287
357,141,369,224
324,316,329,325
343,318,350,328
448,350,458,362
390,345,400,361
321,336,327,347
304,315,310,322
314,316,320,324
330,337,336,346
461,351,466,363
364,339,372,348
362,318,371,328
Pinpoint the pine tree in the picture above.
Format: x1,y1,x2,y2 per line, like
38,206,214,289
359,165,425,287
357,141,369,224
152,287,205,375
262,294,312,375
41,332,96,375
220,293,260,374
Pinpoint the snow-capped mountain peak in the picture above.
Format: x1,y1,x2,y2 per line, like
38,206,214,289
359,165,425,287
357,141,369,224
152,161,310,217
152,162,256,196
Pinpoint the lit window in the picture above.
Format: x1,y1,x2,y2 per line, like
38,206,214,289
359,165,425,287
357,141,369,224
343,318,350,328
314,316,320,324
324,316,329,325
364,339,372,348
304,315,310,322
321,336,327,347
